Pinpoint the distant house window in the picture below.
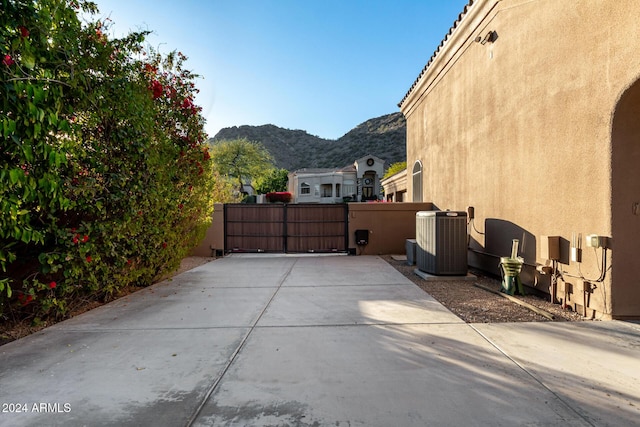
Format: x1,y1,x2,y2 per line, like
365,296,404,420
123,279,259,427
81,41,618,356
300,182,310,195
314,184,320,197
343,179,355,197
336,184,341,198
412,161,423,202
321,184,332,197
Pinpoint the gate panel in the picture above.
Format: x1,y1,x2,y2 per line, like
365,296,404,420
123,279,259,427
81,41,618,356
225,204,284,252
224,204,348,253
286,204,347,253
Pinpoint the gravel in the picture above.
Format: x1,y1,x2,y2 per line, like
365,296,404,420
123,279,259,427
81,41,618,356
382,255,585,323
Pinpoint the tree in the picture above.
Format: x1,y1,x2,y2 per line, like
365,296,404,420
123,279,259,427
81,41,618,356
255,168,289,194
383,161,407,179
209,138,273,194
210,171,243,203
1,0,215,320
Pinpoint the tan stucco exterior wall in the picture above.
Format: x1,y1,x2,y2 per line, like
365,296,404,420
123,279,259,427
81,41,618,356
192,202,434,257
401,0,640,319
190,203,225,257
347,203,434,255
381,169,408,202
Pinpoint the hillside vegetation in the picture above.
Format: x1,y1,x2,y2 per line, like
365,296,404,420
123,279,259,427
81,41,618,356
210,112,406,170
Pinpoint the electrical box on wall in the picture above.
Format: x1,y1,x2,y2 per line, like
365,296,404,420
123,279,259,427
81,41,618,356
540,235,560,261
586,234,607,248
355,229,369,246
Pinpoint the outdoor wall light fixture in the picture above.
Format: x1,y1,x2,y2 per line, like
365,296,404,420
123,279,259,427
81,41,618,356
476,30,498,45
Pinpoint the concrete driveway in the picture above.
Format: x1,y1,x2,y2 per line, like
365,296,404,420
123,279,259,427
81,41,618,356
1,254,639,426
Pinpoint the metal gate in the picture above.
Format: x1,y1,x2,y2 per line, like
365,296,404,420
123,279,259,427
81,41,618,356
224,204,348,253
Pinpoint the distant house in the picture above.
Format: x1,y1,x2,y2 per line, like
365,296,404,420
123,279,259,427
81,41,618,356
381,168,407,202
288,155,385,203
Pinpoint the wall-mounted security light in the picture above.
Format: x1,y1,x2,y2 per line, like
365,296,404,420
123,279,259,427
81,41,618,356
475,30,498,45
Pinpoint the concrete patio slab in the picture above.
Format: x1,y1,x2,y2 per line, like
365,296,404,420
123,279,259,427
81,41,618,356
280,255,409,287
0,255,638,427
258,284,463,326
48,285,277,330
193,323,590,427
0,327,248,427
172,256,297,288
473,321,640,427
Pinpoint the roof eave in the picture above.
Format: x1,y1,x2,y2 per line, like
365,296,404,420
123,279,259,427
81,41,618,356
398,0,480,110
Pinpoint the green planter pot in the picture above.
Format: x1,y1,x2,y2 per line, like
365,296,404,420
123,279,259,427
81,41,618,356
499,257,524,295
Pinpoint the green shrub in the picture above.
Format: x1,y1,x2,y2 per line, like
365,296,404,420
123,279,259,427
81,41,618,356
1,0,215,322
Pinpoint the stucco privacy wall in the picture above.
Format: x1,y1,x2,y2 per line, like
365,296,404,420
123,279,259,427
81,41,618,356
347,202,434,254
191,202,434,257
191,203,225,257
400,0,640,319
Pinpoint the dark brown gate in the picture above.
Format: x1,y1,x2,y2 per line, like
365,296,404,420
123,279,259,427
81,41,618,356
224,204,348,253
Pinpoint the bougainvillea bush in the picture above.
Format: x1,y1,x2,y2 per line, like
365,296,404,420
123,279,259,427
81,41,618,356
265,192,292,203
1,0,215,322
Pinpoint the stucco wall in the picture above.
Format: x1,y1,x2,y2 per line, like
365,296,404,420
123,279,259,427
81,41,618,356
288,171,356,203
401,0,640,319
192,202,434,257
347,203,434,255
381,169,407,202
190,203,225,257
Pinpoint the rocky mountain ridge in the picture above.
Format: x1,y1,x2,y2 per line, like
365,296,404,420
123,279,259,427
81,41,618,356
210,112,406,171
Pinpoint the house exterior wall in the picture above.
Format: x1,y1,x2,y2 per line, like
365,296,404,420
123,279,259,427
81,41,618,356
400,0,640,319
381,169,407,202
288,171,357,203
289,155,385,203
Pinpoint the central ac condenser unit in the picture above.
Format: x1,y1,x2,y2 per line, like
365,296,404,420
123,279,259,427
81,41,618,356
416,211,468,275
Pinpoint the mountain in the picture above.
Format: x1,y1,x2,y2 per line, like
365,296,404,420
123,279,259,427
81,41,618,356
209,112,406,171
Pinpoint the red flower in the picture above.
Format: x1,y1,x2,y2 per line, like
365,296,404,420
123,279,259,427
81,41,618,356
127,259,132,265
83,235,89,243
144,63,157,75
86,256,92,263
72,235,79,244
3,54,14,67
162,242,167,249
178,203,184,210
18,26,29,38
150,80,163,99
181,98,194,110
49,281,57,289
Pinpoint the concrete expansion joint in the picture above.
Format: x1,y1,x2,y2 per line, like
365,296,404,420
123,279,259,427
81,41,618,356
467,324,597,427
184,258,299,427
253,321,466,329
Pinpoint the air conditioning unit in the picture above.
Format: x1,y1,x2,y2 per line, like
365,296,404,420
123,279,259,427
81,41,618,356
416,211,468,275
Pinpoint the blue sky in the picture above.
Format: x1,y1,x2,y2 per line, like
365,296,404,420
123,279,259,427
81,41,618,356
95,0,469,140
